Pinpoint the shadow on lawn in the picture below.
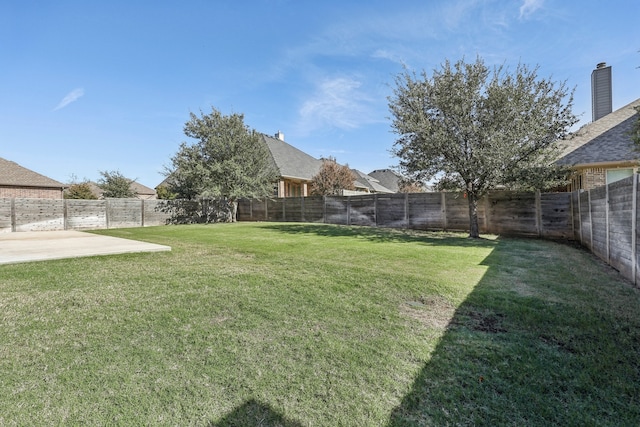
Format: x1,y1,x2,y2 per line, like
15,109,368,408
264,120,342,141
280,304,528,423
210,399,302,427
213,225,639,425
259,223,497,248
386,239,640,426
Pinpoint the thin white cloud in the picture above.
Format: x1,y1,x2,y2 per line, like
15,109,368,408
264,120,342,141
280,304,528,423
371,49,404,64
53,88,84,111
296,76,378,134
519,0,544,19
441,0,480,31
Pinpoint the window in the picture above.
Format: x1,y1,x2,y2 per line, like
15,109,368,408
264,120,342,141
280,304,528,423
285,181,302,197
606,168,634,185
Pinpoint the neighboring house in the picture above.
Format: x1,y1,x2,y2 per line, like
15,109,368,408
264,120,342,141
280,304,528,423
129,182,157,200
159,131,393,198
368,169,402,193
262,131,323,197
556,63,640,191
82,181,157,199
557,97,640,191
263,132,396,197
0,157,66,199
348,169,395,195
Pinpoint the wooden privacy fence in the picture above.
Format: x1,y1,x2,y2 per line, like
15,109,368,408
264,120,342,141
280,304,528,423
5,178,640,286
0,198,172,232
237,191,574,239
570,174,640,285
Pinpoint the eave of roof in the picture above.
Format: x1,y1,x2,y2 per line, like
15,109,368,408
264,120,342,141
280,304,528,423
0,157,66,188
262,134,323,180
557,98,640,166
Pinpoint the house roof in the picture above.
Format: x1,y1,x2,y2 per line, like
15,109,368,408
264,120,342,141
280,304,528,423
557,98,640,167
262,134,323,180
86,181,156,198
0,157,65,189
368,169,401,192
130,181,156,196
352,169,395,193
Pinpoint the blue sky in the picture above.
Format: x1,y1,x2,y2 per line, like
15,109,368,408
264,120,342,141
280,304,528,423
1,0,638,188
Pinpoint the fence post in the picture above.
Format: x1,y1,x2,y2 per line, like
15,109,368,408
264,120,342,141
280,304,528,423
374,194,378,227
105,199,110,229
323,196,326,223
301,196,305,222
441,192,447,231
578,191,583,244
569,191,576,239
141,199,145,227
63,198,68,230
404,192,409,228
347,196,351,226
484,194,491,234
535,190,542,237
633,174,638,285
588,190,593,250
606,183,610,263
10,198,16,232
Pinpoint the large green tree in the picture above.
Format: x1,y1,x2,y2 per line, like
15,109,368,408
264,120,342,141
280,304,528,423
167,107,278,222
388,57,577,238
64,182,98,199
97,170,137,198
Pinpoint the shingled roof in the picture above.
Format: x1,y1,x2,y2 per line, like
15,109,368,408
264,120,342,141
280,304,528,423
352,169,395,193
262,134,323,180
368,169,401,192
0,157,65,188
557,98,640,167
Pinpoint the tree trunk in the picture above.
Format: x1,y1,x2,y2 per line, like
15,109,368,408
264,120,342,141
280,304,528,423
467,192,480,238
229,198,238,223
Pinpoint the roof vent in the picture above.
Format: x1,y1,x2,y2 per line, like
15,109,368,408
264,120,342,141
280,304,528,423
596,62,607,69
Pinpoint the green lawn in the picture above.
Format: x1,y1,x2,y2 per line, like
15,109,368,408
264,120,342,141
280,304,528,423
1,223,639,426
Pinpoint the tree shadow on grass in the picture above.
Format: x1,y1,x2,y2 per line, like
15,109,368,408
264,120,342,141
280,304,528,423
210,399,302,427
387,239,640,426
258,223,497,248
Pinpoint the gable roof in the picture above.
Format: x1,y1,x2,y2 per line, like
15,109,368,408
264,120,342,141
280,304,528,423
129,181,156,196
85,181,156,198
557,98,640,167
262,134,323,180
368,169,401,192
0,157,65,189
352,169,395,193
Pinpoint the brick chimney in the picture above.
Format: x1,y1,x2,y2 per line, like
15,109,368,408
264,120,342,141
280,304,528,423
591,62,612,121
275,130,285,141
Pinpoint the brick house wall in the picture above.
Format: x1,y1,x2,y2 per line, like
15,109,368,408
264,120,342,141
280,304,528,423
581,168,606,191
0,186,64,199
